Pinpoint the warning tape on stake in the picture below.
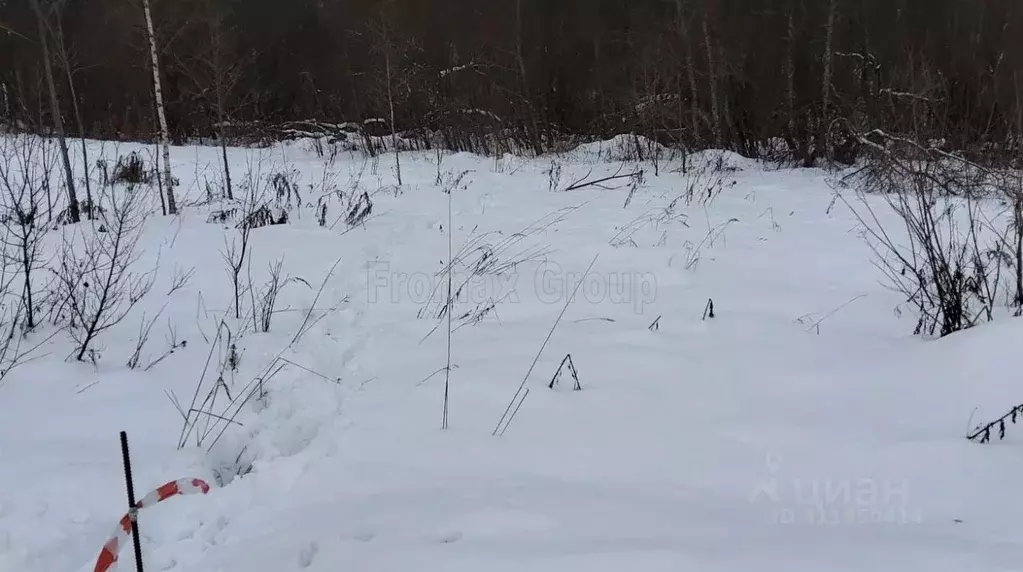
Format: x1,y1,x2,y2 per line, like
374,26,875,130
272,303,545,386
93,477,211,572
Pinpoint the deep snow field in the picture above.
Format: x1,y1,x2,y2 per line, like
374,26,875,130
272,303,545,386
1,136,1022,571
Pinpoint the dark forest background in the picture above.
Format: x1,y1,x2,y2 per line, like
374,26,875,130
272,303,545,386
2,0,1022,164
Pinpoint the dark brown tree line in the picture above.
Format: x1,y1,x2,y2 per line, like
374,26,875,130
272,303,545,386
2,0,1021,163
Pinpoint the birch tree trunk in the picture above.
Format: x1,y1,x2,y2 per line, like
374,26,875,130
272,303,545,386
30,0,80,223
142,0,177,214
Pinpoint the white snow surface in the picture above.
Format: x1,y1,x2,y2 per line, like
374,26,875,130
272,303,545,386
1,139,1021,571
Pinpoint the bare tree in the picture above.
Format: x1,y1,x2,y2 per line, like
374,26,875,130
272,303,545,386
674,0,701,145
55,183,155,361
47,0,94,217
254,258,307,333
222,214,251,322
368,3,403,186
0,239,48,387
808,0,839,167
0,135,50,330
220,168,264,321
28,0,79,223
701,15,721,148
179,0,248,200
840,137,1002,336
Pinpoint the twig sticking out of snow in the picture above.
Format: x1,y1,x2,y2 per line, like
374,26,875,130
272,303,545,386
702,299,715,320
493,254,598,437
548,354,581,391
126,303,168,370
174,320,233,449
793,294,867,335
498,388,530,437
290,256,344,347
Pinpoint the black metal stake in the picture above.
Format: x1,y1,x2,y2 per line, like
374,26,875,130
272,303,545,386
120,431,145,572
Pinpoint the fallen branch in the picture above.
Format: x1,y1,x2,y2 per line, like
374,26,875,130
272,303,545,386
562,165,643,192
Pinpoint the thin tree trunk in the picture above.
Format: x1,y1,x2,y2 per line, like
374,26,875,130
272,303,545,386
675,0,701,146
1014,197,1022,307
154,143,166,215
211,21,233,200
30,0,79,223
808,0,838,167
219,126,232,199
142,0,177,214
216,84,233,200
702,18,721,149
53,14,93,218
1015,71,1021,161
786,8,797,152
515,0,543,156
384,46,401,186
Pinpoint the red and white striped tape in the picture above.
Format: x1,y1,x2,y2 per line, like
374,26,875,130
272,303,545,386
93,477,211,572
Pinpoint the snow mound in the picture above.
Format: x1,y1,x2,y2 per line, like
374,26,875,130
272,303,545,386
569,134,672,162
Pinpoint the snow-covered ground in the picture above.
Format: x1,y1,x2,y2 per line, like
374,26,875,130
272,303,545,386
1,137,1021,571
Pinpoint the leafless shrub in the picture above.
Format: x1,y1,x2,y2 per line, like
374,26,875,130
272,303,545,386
219,174,269,321
674,159,734,208
0,225,55,388
55,185,155,361
143,319,186,371
678,218,739,270
270,170,301,203
839,136,1005,336
546,160,563,193
239,203,288,229
981,170,1023,314
111,151,152,185
222,217,252,322
127,303,165,370
207,159,290,229
254,258,309,333
0,135,51,330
